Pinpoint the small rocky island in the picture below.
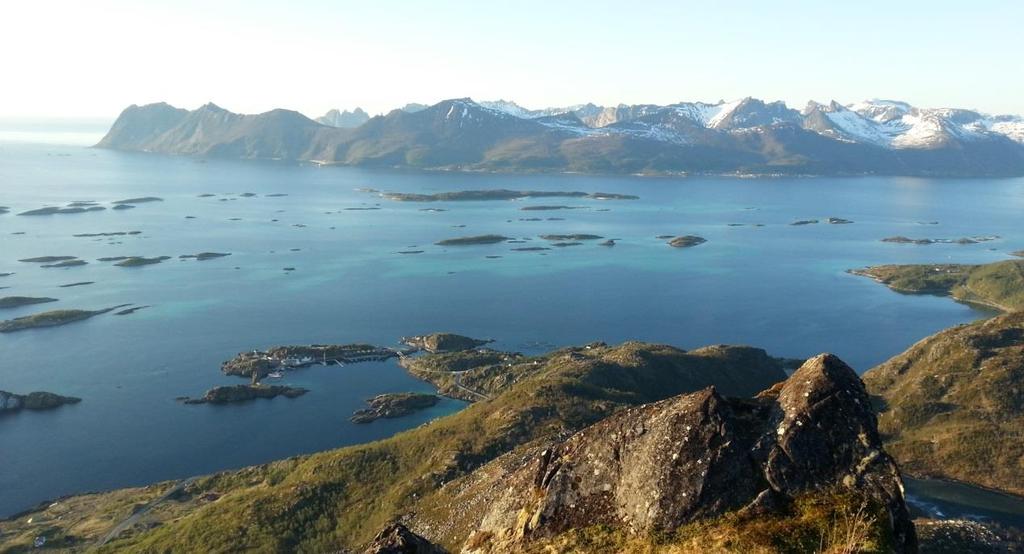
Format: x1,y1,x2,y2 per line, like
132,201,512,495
350,393,439,423
114,256,172,267
180,384,308,405
539,234,603,241
382,189,639,202
0,296,57,309
667,235,707,248
222,344,399,378
401,332,491,353
881,235,999,245
1,390,81,413
179,252,231,260
435,234,510,246
0,305,128,333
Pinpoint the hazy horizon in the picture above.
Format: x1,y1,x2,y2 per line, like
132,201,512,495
2,0,1022,119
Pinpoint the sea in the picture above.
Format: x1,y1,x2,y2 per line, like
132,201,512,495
2,123,1023,525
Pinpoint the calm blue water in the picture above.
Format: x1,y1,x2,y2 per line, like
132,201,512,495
1,141,1023,518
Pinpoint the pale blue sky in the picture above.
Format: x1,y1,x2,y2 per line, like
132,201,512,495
2,0,1022,118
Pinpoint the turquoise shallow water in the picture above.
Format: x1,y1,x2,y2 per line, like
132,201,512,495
1,142,1023,518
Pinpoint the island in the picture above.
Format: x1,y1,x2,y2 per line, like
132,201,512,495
221,344,399,378
539,234,603,241
401,333,491,353
827,217,853,224
18,205,105,216
790,219,819,225
850,259,1024,311
881,235,999,245
382,190,639,202
41,259,88,268
59,281,95,288
1,390,81,413
19,256,78,263
0,305,129,333
520,205,579,211
435,235,510,246
179,252,231,260
350,393,439,423
0,296,58,309
73,231,141,237
113,197,163,204
667,235,707,248
114,256,172,267
180,384,308,405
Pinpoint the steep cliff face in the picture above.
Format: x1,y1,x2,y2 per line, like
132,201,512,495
412,355,915,553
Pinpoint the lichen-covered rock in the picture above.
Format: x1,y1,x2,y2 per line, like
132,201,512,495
460,354,916,553
363,522,444,554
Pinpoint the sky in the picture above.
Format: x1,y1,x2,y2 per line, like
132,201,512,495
2,0,1022,120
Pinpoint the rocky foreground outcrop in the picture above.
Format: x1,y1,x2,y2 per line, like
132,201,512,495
420,354,915,552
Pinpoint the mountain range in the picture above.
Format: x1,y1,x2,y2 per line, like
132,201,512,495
96,97,1024,176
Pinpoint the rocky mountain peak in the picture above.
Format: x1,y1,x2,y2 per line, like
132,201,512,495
459,353,916,552
363,522,443,554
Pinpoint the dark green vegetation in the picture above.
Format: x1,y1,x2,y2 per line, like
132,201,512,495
401,332,490,353
181,385,308,405
113,256,171,267
864,311,1024,496
850,259,1024,311
0,296,57,309
668,235,708,248
383,190,638,202
0,390,81,413
95,99,1024,176
350,393,439,423
435,234,510,246
0,305,127,333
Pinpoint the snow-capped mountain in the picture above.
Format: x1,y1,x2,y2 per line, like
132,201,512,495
480,97,1024,150
98,96,1024,176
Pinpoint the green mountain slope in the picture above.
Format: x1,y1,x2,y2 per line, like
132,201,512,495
851,259,1024,312
864,311,1024,495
